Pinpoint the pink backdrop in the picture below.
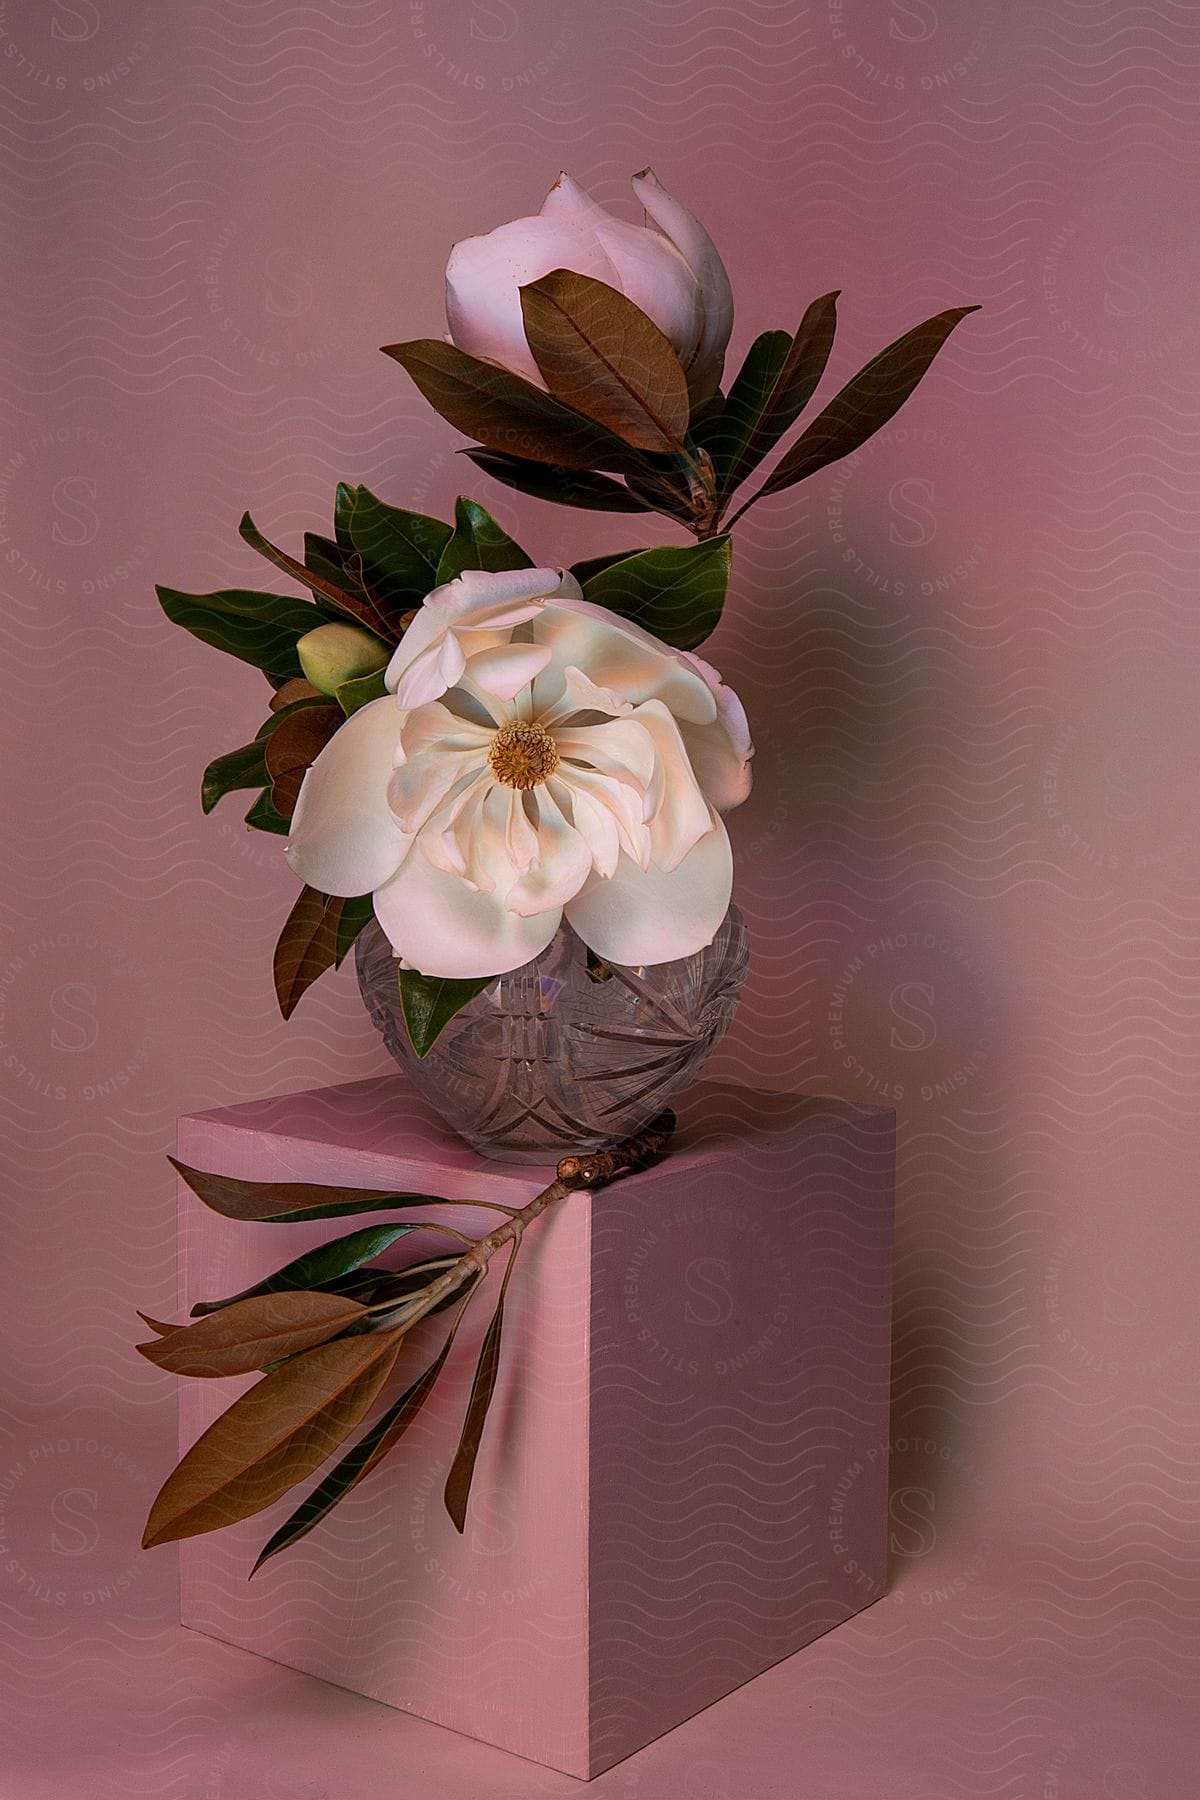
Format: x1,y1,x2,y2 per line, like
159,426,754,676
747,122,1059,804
2,3,1197,1795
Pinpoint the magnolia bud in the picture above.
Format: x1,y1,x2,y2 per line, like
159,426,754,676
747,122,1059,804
297,622,389,697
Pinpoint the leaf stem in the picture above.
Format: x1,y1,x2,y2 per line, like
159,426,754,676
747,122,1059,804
360,1110,677,1329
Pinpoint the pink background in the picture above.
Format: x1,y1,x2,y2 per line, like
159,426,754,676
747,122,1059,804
2,2,1197,1795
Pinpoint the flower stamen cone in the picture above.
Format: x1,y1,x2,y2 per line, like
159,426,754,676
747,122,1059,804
487,720,560,790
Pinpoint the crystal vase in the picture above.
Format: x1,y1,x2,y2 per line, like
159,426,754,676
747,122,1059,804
354,908,749,1163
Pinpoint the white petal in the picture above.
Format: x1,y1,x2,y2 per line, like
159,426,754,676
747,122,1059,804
554,765,651,871
551,772,619,877
385,567,579,706
373,830,561,979
532,599,718,724
633,699,715,869
505,788,593,918
387,749,483,836
538,662,634,727
565,816,733,966
387,632,467,711
445,215,619,387
463,641,552,702
554,716,657,791
285,696,411,897
631,168,733,398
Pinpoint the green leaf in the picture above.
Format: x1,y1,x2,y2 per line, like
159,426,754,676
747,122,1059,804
189,1224,420,1317
435,496,533,584
334,893,375,967
518,269,690,454
398,969,492,1058
576,537,732,650
569,548,652,587
252,1327,461,1572
238,512,402,641
333,485,451,606
745,304,981,508
460,448,653,514
156,585,316,682
334,668,388,716
381,337,655,475
443,1257,515,1533
303,531,352,590
704,294,840,500
169,1156,465,1225
201,740,270,815
244,789,290,836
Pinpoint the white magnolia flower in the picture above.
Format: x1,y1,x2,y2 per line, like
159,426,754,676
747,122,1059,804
445,169,734,403
286,567,752,979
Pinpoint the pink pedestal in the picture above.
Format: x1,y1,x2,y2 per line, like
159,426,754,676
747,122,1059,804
175,1078,894,1781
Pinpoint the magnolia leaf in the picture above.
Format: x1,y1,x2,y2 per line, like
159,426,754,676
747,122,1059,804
137,1290,368,1379
334,893,374,967
747,305,981,506
243,789,290,836
169,1156,465,1224
381,338,651,474
335,668,388,716
189,1224,419,1317
435,496,533,585
255,693,335,741
518,269,690,454
333,485,451,605
201,740,270,815
577,537,732,651
238,512,401,642
252,1327,460,1573
262,703,342,819
269,677,324,713
156,585,316,682
569,548,651,586
398,969,492,1058
443,1256,516,1533
704,293,840,500
274,886,364,1020
460,448,653,513
141,1327,404,1547
137,1311,177,1337
303,530,351,590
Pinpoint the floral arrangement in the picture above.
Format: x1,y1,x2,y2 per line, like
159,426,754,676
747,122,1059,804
142,170,976,1565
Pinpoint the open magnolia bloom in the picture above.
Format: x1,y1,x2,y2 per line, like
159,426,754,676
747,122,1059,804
286,568,753,979
445,168,734,403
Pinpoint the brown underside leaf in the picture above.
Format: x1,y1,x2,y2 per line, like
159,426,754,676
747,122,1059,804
272,886,350,1021
141,1326,405,1547
381,338,653,474
251,1321,463,1572
269,677,324,713
168,1156,464,1224
136,1290,367,1379
263,703,342,818
749,305,981,503
136,1311,177,1337
518,269,690,454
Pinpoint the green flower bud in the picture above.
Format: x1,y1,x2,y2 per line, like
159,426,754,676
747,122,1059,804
297,622,389,697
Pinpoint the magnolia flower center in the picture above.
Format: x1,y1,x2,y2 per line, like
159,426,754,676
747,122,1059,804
487,719,560,790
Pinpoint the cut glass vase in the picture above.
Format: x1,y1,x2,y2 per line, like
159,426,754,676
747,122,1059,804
355,906,749,1163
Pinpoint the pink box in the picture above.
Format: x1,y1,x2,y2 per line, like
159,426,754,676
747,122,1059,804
175,1078,894,1780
